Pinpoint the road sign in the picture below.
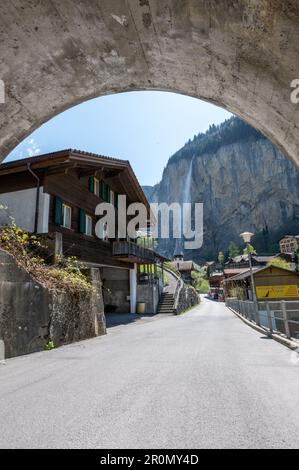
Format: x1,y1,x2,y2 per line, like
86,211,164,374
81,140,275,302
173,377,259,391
256,285,299,299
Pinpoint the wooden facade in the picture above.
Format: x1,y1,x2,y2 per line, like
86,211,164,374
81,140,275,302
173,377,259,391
224,266,299,301
0,149,157,269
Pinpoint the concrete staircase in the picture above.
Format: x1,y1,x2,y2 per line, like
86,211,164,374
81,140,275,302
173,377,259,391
157,292,175,314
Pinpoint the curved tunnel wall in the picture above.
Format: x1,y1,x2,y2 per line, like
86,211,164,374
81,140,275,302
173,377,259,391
0,1,298,167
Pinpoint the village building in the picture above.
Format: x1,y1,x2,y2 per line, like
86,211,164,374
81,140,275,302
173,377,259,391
279,235,299,255
0,149,166,315
171,256,201,285
225,253,278,270
207,253,279,301
223,265,299,302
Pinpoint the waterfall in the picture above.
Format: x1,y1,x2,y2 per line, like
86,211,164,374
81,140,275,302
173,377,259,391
174,156,194,257
183,156,194,203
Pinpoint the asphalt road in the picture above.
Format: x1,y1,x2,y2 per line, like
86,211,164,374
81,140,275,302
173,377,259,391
1,298,299,449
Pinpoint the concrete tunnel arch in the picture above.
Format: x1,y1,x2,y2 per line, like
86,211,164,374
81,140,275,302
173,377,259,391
0,0,298,168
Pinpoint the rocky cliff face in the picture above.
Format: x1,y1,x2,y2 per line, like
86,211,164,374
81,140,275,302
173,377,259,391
145,124,299,261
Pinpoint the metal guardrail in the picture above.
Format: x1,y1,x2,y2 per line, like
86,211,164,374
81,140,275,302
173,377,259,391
226,298,299,342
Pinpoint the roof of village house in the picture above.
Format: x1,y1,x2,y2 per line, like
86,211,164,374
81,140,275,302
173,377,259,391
0,149,152,217
226,254,278,264
223,268,250,276
209,271,224,278
223,265,299,283
172,260,201,272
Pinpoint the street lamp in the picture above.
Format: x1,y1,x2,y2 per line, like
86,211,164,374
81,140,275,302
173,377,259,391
240,232,257,302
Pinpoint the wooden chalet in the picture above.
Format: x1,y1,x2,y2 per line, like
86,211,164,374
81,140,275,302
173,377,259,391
0,149,165,313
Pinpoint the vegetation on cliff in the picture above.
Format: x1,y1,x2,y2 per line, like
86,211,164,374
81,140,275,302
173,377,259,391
168,116,263,165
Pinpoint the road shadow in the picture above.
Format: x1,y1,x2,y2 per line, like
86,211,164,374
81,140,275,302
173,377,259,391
105,312,157,328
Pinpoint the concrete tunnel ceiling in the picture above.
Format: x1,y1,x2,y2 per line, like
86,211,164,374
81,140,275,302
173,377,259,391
0,0,299,168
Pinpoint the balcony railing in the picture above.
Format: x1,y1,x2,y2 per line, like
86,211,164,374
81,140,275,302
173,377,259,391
112,241,155,263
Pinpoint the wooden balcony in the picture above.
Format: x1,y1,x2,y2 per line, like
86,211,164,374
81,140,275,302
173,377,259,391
112,241,156,264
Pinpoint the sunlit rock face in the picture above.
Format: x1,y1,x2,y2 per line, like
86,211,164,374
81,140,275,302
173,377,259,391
146,130,299,261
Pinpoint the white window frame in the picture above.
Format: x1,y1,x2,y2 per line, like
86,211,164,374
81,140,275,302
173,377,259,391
94,177,100,197
85,214,93,237
62,204,72,229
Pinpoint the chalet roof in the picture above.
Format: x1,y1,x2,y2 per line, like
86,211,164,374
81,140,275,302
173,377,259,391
1,149,128,170
223,265,298,283
209,271,224,278
0,149,153,220
224,268,249,276
226,254,278,264
171,260,201,272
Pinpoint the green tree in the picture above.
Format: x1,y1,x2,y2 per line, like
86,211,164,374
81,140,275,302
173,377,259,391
191,267,209,293
228,241,240,259
218,251,225,265
267,257,292,271
243,243,257,255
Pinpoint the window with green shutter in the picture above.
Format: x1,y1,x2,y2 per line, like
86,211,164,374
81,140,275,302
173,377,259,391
88,176,95,193
100,181,110,202
53,196,63,225
79,209,86,234
106,184,110,203
100,181,105,200
101,181,110,202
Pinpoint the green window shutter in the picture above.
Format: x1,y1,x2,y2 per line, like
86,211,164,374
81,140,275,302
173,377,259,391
79,209,86,234
53,196,63,225
106,184,110,203
88,176,95,193
114,192,118,208
100,181,105,200
99,181,110,202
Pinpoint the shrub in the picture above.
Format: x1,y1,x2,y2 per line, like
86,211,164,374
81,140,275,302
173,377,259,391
0,222,93,294
267,257,292,271
45,341,55,351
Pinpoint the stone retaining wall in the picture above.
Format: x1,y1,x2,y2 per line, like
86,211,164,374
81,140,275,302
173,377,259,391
0,249,106,358
175,285,200,315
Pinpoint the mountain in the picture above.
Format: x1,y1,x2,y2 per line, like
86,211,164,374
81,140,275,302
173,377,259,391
143,117,299,262
141,185,155,201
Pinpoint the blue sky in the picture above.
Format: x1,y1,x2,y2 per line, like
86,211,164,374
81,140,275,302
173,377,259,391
6,91,231,186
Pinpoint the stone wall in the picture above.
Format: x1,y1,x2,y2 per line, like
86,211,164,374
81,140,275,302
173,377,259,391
137,282,162,314
0,249,106,358
175,286,200,315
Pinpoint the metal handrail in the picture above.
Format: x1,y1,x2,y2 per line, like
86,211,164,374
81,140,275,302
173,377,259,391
226,297,299,342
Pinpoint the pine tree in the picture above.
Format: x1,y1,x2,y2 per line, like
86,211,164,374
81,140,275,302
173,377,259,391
218,251,225,266
228,241,240,259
